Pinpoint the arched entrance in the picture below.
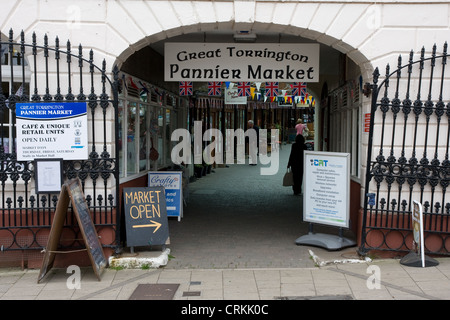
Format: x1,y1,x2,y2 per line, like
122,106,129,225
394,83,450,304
116,25,372,267
0,0,448,268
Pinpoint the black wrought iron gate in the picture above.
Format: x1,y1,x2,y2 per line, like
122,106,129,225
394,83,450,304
0,30,119,256
360,43,450,256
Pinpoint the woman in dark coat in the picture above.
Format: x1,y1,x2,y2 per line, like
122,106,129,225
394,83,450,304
288,134,307,195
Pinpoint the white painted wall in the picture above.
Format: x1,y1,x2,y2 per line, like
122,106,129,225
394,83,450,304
1,1,447,76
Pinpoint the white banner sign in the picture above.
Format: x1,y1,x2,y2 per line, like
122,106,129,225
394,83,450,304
165,43,320,82
303,151,350,228
16,102,88,161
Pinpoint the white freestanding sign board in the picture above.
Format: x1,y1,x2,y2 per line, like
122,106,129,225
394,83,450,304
303,151,350,228
296,151,355,251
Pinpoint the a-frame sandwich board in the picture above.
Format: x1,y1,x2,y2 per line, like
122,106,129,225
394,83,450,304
38,178,107,283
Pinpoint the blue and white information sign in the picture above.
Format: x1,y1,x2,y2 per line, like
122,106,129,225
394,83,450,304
16,102,88,161
303,151,350,228
148,171,183,221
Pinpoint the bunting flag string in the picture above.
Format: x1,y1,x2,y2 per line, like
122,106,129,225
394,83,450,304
138,80,149,102
122,74,171,102
122,74,315,109
207,82,222,96
179,81,193,96
237,82,251,97
265,82,279,97
128,76,140,91
300,94,307,104
291,82,307,97
124,76,140,97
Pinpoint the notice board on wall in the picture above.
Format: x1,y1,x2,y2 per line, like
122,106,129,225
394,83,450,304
38,178,107,283
303,151,350,229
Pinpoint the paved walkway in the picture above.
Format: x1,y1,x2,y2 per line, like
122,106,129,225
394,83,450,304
1,146,449,301
1,258,450,300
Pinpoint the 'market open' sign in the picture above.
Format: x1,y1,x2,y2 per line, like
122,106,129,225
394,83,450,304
123,186,169,248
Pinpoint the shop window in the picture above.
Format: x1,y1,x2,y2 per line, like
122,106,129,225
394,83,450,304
328,79,361,180
351,107,360,178
165,107,177,166
126,101,138,175
139,103,148,172
118,72,186,180
157,107,164,167
165,108,171,165
118,99,124,178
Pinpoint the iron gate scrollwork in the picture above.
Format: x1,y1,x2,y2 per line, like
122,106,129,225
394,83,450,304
360,43,450,256
0,29,119,254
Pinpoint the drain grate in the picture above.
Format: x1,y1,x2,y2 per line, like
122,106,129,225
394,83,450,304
183,291,201,297
129,284,180,300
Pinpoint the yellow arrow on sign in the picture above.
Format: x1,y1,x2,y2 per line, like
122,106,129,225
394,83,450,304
132,220,162,233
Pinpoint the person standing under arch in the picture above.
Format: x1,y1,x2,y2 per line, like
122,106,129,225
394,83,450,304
295,118,308,137
288,134,307,195
247,120,259,166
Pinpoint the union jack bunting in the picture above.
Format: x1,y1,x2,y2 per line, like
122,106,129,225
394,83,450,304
265,82,278,97
292,82,307,97
208,82,222,96
300,94,308,104
237,82,251,97
138,81,149,101
179,81,193,96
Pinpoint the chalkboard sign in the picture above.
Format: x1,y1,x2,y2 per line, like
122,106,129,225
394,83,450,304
123,186,169,248
38,178,107,283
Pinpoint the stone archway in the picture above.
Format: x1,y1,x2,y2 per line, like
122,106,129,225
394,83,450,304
114,21,373,86
116,17,372,245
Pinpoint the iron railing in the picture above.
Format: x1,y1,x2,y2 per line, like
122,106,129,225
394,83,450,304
0,29,120,253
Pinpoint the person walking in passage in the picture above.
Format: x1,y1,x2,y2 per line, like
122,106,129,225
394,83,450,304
287,134,307,195
247,120,259,165
295,118,307,136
